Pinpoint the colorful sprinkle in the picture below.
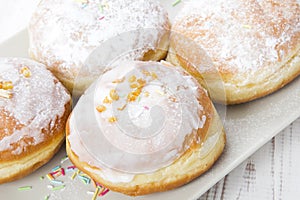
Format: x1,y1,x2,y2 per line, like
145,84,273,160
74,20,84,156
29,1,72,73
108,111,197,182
40,176,45,180
52,185,65,191
61,168,66,176
78,174,91,184
44,195,50,200
46,173,55,181
51,165,61,172
98,16,105,21
144,106,149,110
18,186,32,191
60,156,69,164
51,180,64,185
99,188,110,196
71,170,80,180
172,0,181,7
92,187,100,200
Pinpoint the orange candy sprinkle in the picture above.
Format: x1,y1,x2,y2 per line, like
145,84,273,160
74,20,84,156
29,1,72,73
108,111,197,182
0,81,13,90
103,96,112,104
108,116,117,123
128,75,136,83
96,105,106,113
20,66,31,78
142,70,151,76
117,104,127,111
151,72,158,79
130,83,138,88
109,89,119,101
112,77,125,84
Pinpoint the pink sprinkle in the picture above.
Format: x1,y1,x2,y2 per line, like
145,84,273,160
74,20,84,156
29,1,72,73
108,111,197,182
61,168,65,176
144,106,149,110
98,16,105,20
99,189,110,196
67,166,76,169
51,171,60,175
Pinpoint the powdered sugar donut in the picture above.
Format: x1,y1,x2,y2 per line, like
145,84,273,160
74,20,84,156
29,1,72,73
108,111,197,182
167,0,300,104
66,61,225,196
28,0,170,94
0,58,71,183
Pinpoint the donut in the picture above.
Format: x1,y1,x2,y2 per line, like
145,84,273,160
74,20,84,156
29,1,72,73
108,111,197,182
66,61,225,196
167,0,300,104
28,0,170,95
0,58,71,183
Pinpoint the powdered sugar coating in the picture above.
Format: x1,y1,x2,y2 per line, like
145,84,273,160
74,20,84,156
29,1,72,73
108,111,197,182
28,0,170,86
0,58,70,155
171,0,299,74
68,61,209,179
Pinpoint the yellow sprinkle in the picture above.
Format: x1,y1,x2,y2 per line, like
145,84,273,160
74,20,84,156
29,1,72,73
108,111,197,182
96,105,106,113
128,75,136,83
108,116,117,123
71,170,80,180
92,187,100,200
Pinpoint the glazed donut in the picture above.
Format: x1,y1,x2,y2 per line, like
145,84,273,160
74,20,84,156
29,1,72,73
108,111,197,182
0,58,71,183
28,0,170,95
66,61,225,196
167,0,300,104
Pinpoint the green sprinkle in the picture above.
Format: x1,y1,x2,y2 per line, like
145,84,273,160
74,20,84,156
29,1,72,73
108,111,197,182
44,195,50,200
60,155,69,164
18,186,32,191
51,165,61,172
52,185,65,191
172,0,181,7
40,176,45,180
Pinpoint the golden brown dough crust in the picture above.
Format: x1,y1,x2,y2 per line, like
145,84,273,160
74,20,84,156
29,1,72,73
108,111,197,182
66,61,225,196
66,107,225,196
0,58,71,183
28,0,171,94
167,0,300,104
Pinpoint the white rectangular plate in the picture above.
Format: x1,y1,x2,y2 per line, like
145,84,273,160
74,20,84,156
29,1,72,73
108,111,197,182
1,1,300,199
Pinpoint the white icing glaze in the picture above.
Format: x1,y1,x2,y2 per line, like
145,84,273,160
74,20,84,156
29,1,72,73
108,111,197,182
29,0,169,81
68,61,208,182
172,0,299,74
0,58,70,154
